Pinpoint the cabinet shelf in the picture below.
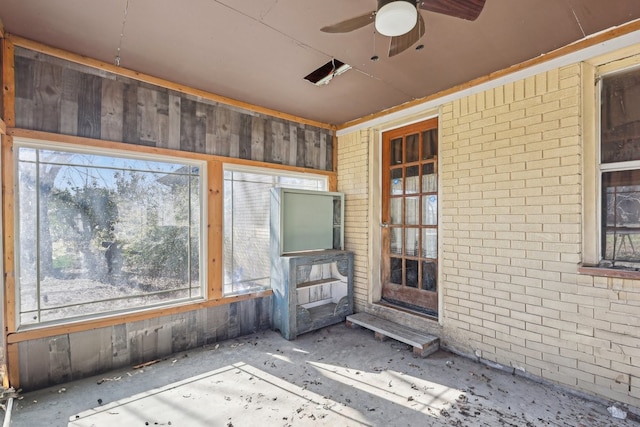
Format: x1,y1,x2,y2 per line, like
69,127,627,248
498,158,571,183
271,250,354,340
297,277,343,289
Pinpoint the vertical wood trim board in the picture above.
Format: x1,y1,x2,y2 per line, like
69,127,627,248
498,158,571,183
2,37,15,127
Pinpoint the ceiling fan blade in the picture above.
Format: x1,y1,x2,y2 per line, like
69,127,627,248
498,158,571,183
388,13,425,57
321,11,376,33
418,0,486,21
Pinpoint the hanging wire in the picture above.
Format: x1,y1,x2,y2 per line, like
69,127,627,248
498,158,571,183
115,0,130,66
371,27,379,61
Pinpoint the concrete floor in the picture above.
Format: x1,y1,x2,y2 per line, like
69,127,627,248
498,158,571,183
5,323,639,426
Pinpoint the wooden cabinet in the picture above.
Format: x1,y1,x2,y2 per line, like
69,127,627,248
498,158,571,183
271,250,353,340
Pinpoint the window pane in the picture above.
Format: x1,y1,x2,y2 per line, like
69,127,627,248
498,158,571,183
422,195,438,225
390,198,402,225
422,261,437,291
405,228,418,256
391,138,402,165
601,170,640,263
405,259,418,288
423,228,438,259
422,164,437,192
390,257,402,285
601,68,640,163
223,169,327,295
17,145,204,326
406,197,419,225
406,134,419,163
390,228,402,255
422,129,438,160
406,166,419,194
390,169,403,195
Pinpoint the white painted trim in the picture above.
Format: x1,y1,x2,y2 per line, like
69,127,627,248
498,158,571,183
337,26,640,137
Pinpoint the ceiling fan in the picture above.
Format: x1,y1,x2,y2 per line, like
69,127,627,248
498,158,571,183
321,0,486,57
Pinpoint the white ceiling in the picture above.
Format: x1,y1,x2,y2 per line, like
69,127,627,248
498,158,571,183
2,0,640,125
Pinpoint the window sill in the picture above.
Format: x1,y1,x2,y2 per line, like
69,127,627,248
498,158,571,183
578,265,640,280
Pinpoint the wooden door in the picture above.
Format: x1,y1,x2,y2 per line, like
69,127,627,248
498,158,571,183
381,119,439,316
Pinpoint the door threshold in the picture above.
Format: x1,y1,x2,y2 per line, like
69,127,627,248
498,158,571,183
377,299,438,320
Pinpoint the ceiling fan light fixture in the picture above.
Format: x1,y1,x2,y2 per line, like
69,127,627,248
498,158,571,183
375,0,417,37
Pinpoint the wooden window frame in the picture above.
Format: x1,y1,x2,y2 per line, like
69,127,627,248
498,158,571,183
2,129,336,344
222,164,329,296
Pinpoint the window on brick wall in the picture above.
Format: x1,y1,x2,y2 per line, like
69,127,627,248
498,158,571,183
599,66,640,268
223,167,328,295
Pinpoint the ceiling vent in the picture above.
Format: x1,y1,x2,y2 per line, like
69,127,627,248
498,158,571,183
304,59,352,86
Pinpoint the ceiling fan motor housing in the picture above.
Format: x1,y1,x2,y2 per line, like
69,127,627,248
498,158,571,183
376,0,418,37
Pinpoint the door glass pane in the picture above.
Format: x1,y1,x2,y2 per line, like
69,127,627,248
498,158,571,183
406,197,419,225
422,261,437,291
423,228,437,259
406,134,419,163
390,198,402,224
390,257,403,284
405,228,418,256
391,138,403,165
390,228,402,255
391,168,403,195
422,195,437,225
405,259,418,288
422,129,438,160
406,166,419,194
422,163,436,192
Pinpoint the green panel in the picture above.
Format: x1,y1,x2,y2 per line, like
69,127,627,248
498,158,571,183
282,192,334,253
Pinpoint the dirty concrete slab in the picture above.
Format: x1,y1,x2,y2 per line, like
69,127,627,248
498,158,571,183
5,324,638,426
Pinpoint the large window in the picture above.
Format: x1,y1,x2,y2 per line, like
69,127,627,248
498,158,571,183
223,167,327,295
16,141,205,327
599,67,640,268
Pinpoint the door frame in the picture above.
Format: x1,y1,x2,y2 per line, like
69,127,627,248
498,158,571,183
367,113,443,324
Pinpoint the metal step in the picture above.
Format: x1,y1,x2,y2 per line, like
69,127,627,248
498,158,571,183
346,312,440,358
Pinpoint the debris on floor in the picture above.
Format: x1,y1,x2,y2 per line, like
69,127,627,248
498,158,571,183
6,326,639,427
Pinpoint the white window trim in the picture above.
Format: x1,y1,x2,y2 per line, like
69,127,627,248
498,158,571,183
583,53,640,268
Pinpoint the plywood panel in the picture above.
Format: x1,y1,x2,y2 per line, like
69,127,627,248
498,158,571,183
251,116,265,162
33,60,62,133
100,78,124,141
69,328,113,378
180,98,196,152
111,323,129,367
304,129,318,169
167,93,181,150
137,86,158,145
214,106,231,157
207,303,230,342
19,339,49,390
122,82,138,144
48,335,71,384
288,124,298,166
76,72,101,138
60,67,80,135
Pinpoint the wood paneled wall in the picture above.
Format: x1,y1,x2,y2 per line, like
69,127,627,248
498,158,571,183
18,297,271,390
14,47,333,171
8,44,333,390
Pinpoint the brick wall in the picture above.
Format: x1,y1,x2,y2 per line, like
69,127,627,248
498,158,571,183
338,61,640,408
337,130,370,311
